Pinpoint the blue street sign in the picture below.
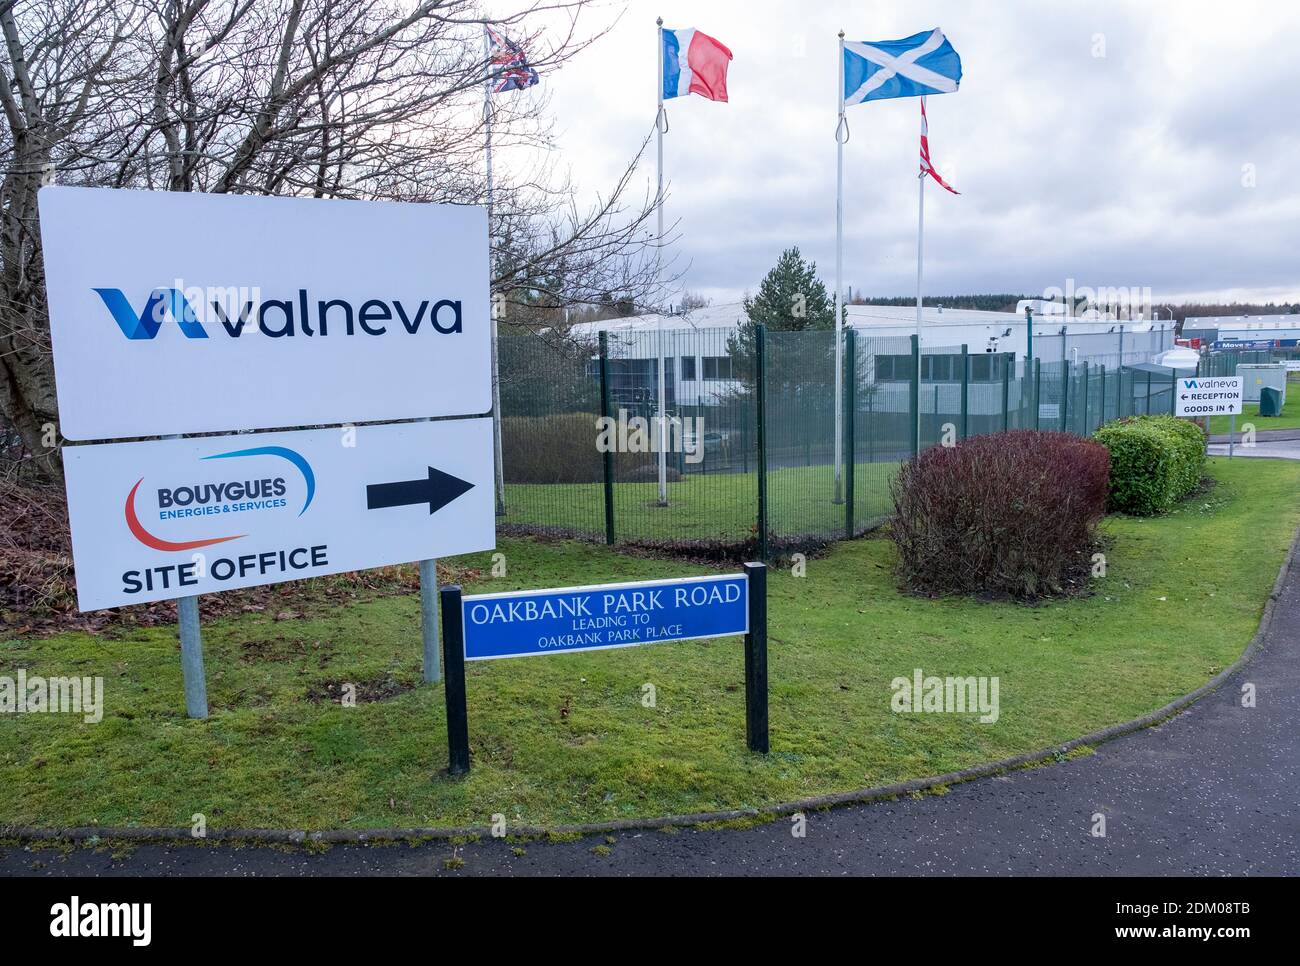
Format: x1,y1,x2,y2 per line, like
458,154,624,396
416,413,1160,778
461,573,749,661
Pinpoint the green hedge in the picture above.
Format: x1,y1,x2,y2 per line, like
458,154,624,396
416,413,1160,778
503,413,659,484
1093,414,1206,515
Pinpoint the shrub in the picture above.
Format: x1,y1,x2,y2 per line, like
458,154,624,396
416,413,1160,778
889,430,1111,599
1093,414,1206,515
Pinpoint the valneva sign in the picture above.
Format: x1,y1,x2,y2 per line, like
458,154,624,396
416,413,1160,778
462,574,749,660
38,186,490,440
63,419,494,610
1175,376,1243,417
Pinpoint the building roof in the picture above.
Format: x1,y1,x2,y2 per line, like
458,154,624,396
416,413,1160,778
567,300,1157,340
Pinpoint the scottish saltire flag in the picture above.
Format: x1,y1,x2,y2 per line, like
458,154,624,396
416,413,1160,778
844,28,961,105
919,98,959,194
662,28,733,102
487,26,539,92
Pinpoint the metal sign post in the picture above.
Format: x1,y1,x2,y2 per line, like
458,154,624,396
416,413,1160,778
742,562,768,754
420,558,442,684
177,594,207,719
440,584,471,776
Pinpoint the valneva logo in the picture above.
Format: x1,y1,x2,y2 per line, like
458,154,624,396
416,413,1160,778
50,896,151,946
125,445,315,552
94,282,464,340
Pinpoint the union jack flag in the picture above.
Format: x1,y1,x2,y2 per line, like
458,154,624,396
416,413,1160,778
919,97,959,195
487,26,539,93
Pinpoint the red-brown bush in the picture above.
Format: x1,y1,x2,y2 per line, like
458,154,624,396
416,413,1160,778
889,430,1111,599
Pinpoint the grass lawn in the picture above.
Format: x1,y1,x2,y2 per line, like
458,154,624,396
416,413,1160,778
1208,376,1300,433
1,456,1296,832
502,459,900,542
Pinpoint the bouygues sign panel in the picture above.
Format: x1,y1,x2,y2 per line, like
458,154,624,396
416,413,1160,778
63,419,495,610
38,187,490,440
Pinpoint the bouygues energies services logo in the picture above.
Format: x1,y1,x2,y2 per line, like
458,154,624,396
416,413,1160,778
125,446,315,552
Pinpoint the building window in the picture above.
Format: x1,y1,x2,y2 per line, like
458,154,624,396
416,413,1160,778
875,354,913,381
681,356,696,381
921,355,958,382
702,356,733,380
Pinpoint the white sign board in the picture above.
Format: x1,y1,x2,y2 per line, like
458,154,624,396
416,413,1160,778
1175,376,1243,417
62,419,495,610
39,186,490,439
1285,361,1300,373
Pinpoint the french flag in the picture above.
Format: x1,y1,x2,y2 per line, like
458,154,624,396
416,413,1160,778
662,27,733,102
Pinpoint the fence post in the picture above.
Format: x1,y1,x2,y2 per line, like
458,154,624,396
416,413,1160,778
1170,366,1177,416
598,331,616,546
844,329,856,539
960,344,969,439
1117,323,1124,368
1034,359,1042,430
439,585,470,776
755,323,768,562
910,334,921,456
1080,361,1089,435
867,390,874,463
1146,371,1152,415
1062,361,1071,432
1001,353,1011,432
743,561,769,754
1099,364,1107,427
1025,306,1033,367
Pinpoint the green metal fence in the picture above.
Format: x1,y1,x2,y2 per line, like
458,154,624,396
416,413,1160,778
494,323,1208,559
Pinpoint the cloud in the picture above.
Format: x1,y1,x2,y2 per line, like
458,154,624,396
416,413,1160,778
504,0,1300,304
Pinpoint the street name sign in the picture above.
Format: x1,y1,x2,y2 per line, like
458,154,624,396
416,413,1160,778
440,565,769,772
1175,376,1243,417
461,574,749,661
38,186,490,439
63,419,495,610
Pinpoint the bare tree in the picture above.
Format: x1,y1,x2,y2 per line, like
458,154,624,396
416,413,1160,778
0,0,671,481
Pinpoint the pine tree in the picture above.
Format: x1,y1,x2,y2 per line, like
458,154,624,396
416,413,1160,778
728,247,841,389
741,247,836,332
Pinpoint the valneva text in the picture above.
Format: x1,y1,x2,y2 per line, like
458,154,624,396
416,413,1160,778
95,285,465,340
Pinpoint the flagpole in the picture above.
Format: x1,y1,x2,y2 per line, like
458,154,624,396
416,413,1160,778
833,29,845,505
484,28,506,515
915,96,926,452
655,16,668,506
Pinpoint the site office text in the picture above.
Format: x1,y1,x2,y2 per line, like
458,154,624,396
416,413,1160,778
122,544,329,596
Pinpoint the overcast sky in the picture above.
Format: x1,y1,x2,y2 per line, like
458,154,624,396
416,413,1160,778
503,0,1300,306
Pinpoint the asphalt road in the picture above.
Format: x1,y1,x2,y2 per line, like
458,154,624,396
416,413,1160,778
6,539,1299,877
1208,441,1300,460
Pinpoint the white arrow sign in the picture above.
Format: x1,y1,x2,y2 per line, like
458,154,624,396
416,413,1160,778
1175,376,1243,417
39,186,491,440
62,419,495,611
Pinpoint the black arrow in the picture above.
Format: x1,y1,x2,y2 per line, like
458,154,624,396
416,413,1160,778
366,466,474,514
